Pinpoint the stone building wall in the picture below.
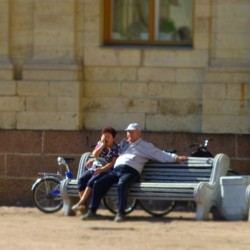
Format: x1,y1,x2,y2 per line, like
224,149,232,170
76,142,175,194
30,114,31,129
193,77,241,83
0,0,249,132
0,0,249,205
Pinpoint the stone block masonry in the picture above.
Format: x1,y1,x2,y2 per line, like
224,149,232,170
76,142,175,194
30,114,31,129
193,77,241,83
0,0,249,134
0,80,83,130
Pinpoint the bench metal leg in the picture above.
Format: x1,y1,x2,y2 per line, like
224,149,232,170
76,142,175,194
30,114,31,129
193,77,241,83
248,207,250,222
245,185,250,222
195,203,210,220
63,197,76,216
194,182,213,220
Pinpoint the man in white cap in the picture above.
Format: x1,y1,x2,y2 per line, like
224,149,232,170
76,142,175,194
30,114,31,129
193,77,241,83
82,123,187,222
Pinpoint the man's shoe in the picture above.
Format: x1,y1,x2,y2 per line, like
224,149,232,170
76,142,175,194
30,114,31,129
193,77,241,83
114,213,125,222
81,210,99,220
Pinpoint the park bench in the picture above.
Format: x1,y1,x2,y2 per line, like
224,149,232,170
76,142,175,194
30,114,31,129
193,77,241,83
60,152,229,220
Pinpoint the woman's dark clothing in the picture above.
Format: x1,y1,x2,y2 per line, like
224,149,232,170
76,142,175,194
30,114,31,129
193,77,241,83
77,143,119,192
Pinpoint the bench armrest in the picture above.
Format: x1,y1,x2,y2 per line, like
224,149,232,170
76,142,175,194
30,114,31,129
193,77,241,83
245,185,250,221
194,154,230,221
76,152,92,180
60,179,75,216
209,153,230,186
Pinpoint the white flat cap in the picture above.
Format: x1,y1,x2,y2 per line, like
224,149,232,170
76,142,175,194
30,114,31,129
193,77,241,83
125,123,141,131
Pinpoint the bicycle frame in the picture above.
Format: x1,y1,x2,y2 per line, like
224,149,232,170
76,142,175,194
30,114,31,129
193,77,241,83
31,156,74,213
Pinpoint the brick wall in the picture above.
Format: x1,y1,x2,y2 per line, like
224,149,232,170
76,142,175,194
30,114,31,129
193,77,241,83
0,130,249,206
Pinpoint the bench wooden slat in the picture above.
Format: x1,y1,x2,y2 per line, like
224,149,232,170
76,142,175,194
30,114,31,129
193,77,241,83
106,191,195,200
146,160,213,167
111,192,195,197
142,169,212,174
126,195,194,201
143,167,212,171
133,182,203,188
144,164,213,168
142,172,212,177
109,189,195,195
141,178,210,182
142,176,211,180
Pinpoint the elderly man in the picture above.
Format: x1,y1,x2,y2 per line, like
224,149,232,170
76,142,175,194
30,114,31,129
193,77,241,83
82,123,187,222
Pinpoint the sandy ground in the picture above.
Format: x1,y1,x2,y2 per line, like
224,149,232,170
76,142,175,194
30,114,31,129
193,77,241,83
0,206,250,250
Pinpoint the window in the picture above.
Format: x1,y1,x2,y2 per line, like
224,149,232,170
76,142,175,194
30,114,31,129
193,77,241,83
104,0,193,46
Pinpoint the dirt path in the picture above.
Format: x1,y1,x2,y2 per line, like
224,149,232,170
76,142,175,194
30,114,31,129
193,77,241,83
0,206,249,250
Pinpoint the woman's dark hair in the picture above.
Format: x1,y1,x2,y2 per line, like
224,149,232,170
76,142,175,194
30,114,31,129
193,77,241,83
101,127,117,138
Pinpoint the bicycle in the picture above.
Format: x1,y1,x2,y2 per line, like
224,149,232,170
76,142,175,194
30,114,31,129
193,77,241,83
31,157,74,213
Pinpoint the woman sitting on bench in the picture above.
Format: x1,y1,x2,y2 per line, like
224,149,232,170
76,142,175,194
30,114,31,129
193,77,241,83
72,127,119,214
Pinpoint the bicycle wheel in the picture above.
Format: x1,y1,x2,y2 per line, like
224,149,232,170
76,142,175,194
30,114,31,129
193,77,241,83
139,200,176,217
103,196,137,215
32,177,63,213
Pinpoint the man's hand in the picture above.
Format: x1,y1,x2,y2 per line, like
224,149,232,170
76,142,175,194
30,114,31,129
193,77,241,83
176,156,188,163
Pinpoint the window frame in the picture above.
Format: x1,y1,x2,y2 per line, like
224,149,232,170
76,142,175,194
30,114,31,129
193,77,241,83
103,0,194,47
